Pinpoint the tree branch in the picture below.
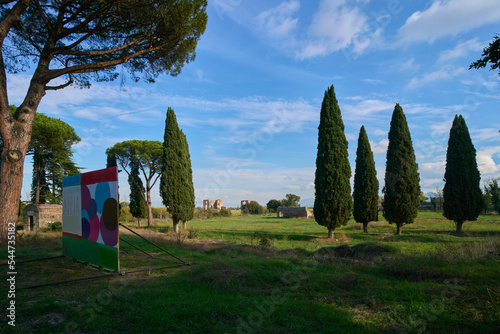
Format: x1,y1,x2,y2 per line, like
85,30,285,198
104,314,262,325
45,41,173,81
45,75,73,90
33,0,54,36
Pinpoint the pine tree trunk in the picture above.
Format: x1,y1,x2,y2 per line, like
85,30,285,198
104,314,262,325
182,221,187,229
0,153,25,242
173,218,179,233
363,222,368,234
146,187,152,227
456,222,463,233
328,228,334,239
137,217,141,227
396,224,402,235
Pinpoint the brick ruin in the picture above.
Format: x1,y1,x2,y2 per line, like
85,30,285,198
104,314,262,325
22,204,63,231
240,200,253,207
203,199,223,210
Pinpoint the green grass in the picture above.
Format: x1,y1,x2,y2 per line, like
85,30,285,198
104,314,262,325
1,212,499,333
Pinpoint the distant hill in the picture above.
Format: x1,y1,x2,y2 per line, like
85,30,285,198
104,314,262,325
300,198,314,208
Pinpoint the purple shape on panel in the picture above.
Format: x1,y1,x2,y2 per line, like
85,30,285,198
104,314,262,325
100,215,118,247
82,218,90,239
81,185,91,210
87,198,97,219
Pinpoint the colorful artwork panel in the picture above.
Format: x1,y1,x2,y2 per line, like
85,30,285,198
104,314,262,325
62,167,119,271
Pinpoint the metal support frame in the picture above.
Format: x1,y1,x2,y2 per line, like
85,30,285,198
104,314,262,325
1,225,193,290
119,223,188,264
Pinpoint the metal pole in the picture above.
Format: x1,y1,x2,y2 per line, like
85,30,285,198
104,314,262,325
119,237,155,259
0,255,64,266
119,223,187,264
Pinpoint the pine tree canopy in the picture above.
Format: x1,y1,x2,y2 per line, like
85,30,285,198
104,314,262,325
313,85,352,237
443,115,482,226
353,126,379,225
383,104,420,227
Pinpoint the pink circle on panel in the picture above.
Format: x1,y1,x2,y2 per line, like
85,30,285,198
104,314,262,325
88,216,100,242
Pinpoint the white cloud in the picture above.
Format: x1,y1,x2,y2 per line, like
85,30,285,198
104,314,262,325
398,0,500,44
407,67,466,89
369,139,389,154
477,146,500,176
256,1,299,39
342,99,394,121
437,38,484,63
398,58,420,73
298,0,368,59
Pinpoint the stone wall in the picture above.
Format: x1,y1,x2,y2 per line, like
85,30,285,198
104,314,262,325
23,204,62,231
203,199,223,210
276,206,312,218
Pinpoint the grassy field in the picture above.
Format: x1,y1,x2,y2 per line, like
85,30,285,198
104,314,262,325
1,211,499,333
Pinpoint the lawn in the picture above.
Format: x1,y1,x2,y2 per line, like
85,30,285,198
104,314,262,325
1,211,499,333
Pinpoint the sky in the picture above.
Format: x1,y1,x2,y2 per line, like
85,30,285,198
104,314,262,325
8,0,500,208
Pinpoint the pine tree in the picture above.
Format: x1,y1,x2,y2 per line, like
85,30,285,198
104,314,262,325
383,104,420,235
443,115,482,233
128,160,148,226
353,126,379,233
160,108,194,232
314,85,352,239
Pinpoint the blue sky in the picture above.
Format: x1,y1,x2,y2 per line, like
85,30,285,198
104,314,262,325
9,0,500,208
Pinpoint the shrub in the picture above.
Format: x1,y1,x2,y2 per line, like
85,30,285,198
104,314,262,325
241,201,264,215
187,228,199,239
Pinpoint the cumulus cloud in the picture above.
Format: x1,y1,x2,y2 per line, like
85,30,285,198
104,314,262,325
437,38,484,63
398,0,500,44
369,139,389,154
256,0,299,39
298,0,368,59
407,67,466,89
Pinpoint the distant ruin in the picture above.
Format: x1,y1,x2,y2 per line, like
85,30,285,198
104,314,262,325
203,199,223,210
277,206,312,218
240,200,253,207
23,204,62,231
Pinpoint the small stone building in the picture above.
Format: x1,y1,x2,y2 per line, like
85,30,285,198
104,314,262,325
277,206,312,218
203,199,223,211
23,204,63,231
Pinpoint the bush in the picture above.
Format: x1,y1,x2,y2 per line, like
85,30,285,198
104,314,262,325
241,201,264,215
188,228,199,239
251,232,274,247
45,221,62,231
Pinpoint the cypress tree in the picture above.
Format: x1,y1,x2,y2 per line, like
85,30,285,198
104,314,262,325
313,85,352,239
383,104,420,235
160,107,194,232
443,115,482,233
179,130,195,229
353,126,379,233
128,160,147,226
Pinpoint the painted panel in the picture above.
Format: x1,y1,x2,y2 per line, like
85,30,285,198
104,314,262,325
62,167,119,271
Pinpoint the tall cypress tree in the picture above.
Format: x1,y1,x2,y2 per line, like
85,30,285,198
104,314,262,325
129,160,147,226
383,104,420,235
179,130,195,229
353,126,379,233
443,115,482,233
314,85,352,239
160,108,194,232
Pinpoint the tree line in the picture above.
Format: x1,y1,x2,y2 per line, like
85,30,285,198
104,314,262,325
314,85,484,238
106,108,195,233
